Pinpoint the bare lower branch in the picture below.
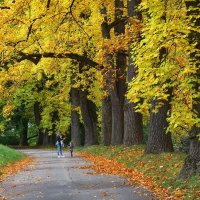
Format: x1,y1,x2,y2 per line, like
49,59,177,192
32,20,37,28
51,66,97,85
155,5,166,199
1,51,102,69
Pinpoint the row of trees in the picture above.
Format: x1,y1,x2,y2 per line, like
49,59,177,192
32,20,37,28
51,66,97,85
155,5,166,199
0,0,199,178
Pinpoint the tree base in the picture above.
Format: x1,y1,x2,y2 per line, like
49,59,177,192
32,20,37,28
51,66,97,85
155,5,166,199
179,155,200,179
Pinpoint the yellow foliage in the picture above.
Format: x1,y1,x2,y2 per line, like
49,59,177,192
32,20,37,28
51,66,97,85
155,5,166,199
127,0,200,136
1,0,199,139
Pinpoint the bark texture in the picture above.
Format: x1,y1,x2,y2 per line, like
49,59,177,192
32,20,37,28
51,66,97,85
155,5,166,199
34,101,43,145
124,101,143,145
71,88,81,146
179,102,200,179
179,0,200,178
124,0,143,145
100,7,112,145
110,83,125,145
80,90,98,145
102,96,112,145
179,130,200,179
145,99,174,153
111,0,126,145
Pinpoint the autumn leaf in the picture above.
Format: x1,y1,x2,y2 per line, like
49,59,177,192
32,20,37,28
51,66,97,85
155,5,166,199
0,157,34,182
78,152,184,200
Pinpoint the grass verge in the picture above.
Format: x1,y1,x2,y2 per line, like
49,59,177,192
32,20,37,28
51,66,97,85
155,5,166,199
76,145,200,200
0,144,26,176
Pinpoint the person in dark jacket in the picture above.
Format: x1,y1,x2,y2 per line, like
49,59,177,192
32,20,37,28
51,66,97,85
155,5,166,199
56,134,64,158
68,141,74,157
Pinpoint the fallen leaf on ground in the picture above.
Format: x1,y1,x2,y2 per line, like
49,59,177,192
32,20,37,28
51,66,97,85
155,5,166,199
102,191,108,196
0,157,34,182
77,153,184,200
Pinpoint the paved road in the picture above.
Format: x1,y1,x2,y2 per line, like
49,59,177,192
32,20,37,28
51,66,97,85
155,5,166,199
0,149,154,200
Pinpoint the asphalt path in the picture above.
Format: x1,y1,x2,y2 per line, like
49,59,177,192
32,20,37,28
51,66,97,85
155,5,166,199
0,149,155,200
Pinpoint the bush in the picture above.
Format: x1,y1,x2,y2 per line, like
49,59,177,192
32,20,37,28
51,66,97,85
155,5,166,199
0,133,20,145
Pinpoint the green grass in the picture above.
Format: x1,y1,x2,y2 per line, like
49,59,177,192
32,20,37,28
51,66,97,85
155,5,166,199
0,144,26,176
76,145,200,200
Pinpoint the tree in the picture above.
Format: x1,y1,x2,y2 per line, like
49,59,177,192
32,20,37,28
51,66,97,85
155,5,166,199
100,5,112,146
80,90,98,145
179,0,200,179
123,0,144,146
1,0,198,158
126,0,199,155
17,105,29,146
0,0,103,146
70,87,81,146
109,0,126,145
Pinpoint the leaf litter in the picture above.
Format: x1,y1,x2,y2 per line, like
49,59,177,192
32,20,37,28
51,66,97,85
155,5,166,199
77,153,185,200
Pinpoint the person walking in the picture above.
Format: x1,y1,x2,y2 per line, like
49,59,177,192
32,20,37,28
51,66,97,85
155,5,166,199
56,134,64,158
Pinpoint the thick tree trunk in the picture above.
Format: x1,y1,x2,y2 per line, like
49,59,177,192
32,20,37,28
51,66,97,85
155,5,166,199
102,96,112,145
179,101,200,179
124,0,143,145
124,50,144,145
179,0,200,179
80,90,98,145
71,88,81,146
110,82,125,145
34,101,43,145
110,0,126,145
179,129,200,179
145,99,174,153
19,117,28,146
100,7,113,146
124,101,143,145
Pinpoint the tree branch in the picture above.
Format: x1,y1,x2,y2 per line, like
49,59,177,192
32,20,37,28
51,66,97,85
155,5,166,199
27,134,38,141
0,6,10,9
108,17,128,31
4,51,102,69
47,0,51,9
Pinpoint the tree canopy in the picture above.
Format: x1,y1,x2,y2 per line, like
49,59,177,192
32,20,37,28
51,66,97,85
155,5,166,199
0,0,200,179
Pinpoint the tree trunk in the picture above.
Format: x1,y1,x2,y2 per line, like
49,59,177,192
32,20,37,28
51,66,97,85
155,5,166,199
71,88,81,146
34,101,43,145
43,131,55,146
79,90,98,145
124,0,143,145
124,58,143,145
100,7,113,146
49,134,56,145
127,0,142,18
19,117,28,146
124,101,143,145
110,83,125,145
179,102,200,179
145,99,174,153
102,96,112,145
124,52,143,145
111,0,126,145
43,132,50,146
179,0,200,179
179,128,200,179
42,110,58,146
